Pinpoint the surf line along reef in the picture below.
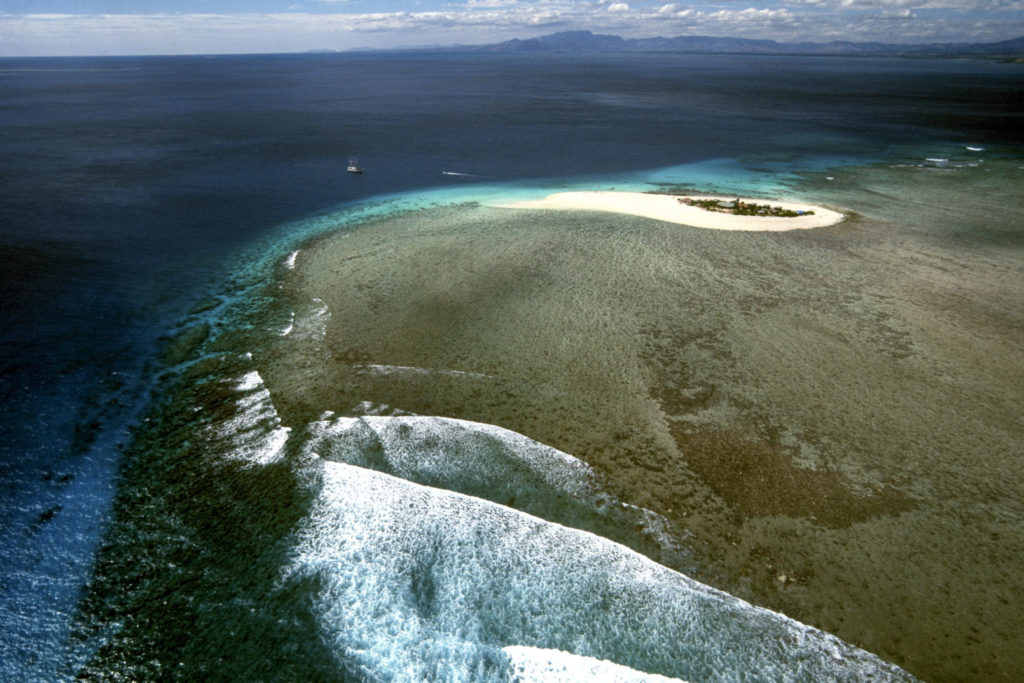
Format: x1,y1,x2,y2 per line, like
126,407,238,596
494,191,844,231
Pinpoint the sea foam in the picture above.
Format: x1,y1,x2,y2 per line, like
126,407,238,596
353,363,493,380
301,415,687,565
287,459,916,682
278,311,295,337
503,646,685,682
284,249,300,270
215,370,289,466
213,375,913,680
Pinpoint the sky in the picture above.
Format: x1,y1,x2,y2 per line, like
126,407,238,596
1,0,1022,56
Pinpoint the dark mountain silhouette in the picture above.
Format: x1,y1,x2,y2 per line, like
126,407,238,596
474,30,1024,58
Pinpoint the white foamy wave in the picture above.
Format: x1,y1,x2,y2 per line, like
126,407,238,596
301,415,687,564
353,363,493,380
285,297,331,343
284,249,300,270
305,415,590,495
235,370,263,392
349,401,415,416
287,461,915,682
504,646,685,682
920,157,965,169
216,370,289,466
279,311,295,337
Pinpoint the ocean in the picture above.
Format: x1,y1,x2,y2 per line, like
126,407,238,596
1,51,1022,681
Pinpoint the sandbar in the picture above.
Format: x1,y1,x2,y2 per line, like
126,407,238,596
493,191,844,231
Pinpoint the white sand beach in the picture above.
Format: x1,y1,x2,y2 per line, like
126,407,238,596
494,191,844,231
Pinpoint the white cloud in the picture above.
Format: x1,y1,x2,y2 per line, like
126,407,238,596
464,0,519,7
1,2,1022,56
840,0,924,9
703,7,797,23
805,0,1022,8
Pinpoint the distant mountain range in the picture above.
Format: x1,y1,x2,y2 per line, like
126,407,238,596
468,30,1024,59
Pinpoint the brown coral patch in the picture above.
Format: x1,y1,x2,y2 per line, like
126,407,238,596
671,427,914,526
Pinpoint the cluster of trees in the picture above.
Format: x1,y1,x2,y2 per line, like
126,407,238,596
679,197,813,218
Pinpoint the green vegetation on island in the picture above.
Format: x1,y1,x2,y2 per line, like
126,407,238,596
680,197,814,218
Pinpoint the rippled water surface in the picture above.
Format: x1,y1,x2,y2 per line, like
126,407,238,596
1,51,1022,681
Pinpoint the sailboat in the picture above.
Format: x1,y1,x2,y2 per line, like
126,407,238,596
347,157,364,174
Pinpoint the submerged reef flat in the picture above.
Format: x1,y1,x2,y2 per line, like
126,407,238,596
263,160,1024,682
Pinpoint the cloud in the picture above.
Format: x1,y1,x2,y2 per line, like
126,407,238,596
701,7,798,27
808,0,1022,8
2,2,1023,56
464,0,519,7
880,7,916,16
840,0,924,8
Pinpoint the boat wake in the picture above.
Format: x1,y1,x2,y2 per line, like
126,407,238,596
442,170,486,177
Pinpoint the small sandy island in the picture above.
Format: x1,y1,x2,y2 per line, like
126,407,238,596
493,191,844,231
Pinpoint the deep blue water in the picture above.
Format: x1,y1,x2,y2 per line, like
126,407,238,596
1,51,1023,680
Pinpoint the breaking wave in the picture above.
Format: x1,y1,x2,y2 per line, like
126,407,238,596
204,363,915,681
287,457,913,681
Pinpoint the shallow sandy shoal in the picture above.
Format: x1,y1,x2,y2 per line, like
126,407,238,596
492,191,844,231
